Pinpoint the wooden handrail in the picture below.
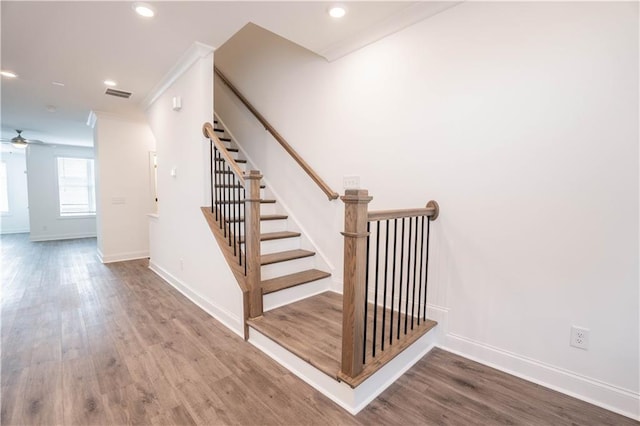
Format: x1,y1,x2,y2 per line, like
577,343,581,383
368,200,440,222
214,67,339,201
202,122,245,186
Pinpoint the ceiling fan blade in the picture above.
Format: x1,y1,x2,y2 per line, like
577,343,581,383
0,138,45,145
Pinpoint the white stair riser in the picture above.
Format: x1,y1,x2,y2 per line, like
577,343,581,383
258,219,288,234
261,256,315,280
239,236,300,254
222,218,287,237
258,237,300,255
263,277,332,312
214,203,277,217
214,188,266,204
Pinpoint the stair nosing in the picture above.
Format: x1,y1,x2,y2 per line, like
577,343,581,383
260,249,315,266
239,231,301,244
215,199,276,205
262,269,331,294
226,214,287,223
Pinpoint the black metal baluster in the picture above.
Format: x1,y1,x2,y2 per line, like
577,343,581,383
397,218,405,340
230,167,236,252
210,141,214,214
404,217,413,335
417,216,425,326
237,183,242,267
381,220,390,351
222,157,227,237
243,188,247,276
228,167,232,242
390,218,397,346
217,151,222,229
423,217,431,321
363,221,371,364
411,216,419,330
372,221,381,358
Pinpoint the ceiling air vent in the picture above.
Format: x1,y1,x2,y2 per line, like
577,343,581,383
105,88,132,99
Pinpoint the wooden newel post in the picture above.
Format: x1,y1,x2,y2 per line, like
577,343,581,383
244,170,263,318
340,189,373,379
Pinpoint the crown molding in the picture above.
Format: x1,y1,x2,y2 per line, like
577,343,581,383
141,41,215,110
318,1,463,62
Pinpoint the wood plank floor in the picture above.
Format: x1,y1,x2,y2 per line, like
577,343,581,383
1,234,636,425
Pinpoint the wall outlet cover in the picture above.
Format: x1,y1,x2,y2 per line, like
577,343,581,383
570,326,589,350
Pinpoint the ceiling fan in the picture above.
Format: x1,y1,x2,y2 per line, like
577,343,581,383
0,130,45,148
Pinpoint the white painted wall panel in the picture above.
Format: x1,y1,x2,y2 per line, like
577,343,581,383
146,49,244,336
25,144,96,241
0,150,30,234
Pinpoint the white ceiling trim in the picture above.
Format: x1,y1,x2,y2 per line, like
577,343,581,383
318,1,463,62
141,41,215,111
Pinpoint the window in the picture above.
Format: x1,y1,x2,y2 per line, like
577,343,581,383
0,162,8,213
57,157,95,216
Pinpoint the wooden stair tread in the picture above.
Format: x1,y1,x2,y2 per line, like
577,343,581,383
236,159,247,163
247,291,437,384
227,214,287,223
262,269,331,295
219,137,232,142
260,249,315,265
214,128,224,133
247,292,342,379
216,199,275,205
219,183,265,188
239,231,301,244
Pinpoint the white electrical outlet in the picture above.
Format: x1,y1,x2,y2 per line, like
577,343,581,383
570,326,589,350
343,175,360,189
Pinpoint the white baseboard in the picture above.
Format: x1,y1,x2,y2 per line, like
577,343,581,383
0,228,30,235
97,249,149,264
441,332,640,421
148,260,244,338
30,232,96,242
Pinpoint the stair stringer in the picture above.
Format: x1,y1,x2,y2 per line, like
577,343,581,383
214,113,336,309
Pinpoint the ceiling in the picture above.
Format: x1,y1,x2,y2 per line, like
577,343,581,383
1,1,455,148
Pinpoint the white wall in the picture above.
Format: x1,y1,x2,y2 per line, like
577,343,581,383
0,149,30,234
215,2,639,418
146,47,245,336
25,144,96,241
93,113,156,263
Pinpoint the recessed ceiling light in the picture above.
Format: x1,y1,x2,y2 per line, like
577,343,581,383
104,80,117,87
1,70,18,78
133,2,155,18
328,6,346,18
52,81,65,87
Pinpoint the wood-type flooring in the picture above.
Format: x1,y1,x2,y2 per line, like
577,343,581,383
1,234,636,425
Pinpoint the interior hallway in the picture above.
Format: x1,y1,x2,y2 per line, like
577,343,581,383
1,234,635,425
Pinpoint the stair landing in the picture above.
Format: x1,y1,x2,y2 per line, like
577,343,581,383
247,291,437,387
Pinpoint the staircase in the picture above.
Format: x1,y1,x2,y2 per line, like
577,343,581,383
204,118,333,315
203,67,439,413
